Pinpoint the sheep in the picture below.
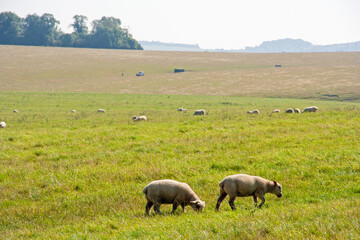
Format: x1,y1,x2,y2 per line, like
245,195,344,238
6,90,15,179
272,109,280,113
13,110,19,113
0,121,6,128
143,179,205,215
285,108,294,113
177,107,187,112
132,115,147,121
193,109,205,116
247,109,259,114
294,108,301,113
215,174,282,210
71,110,76,113
97,109,106,113
303,106,318,113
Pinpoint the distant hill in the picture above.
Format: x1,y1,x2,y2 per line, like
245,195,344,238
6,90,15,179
140,38,360,53
139,41,202,51
240,38,360,53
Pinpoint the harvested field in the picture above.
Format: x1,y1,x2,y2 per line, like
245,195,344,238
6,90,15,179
1,45,360,100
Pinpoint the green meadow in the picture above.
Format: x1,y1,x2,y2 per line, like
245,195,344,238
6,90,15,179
0,92,359,239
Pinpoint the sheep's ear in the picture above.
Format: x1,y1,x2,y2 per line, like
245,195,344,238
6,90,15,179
190,200,196,204
273,181,277,186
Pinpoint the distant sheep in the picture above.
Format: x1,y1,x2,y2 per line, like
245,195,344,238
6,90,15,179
303,106,318,113
132,115,147,121
177,107,187,112
143,179,205,215
272,109,280,113
13,110,19,113
215,174,282,210
247,109,259,114
71,110,76,113
97,109,106,113
193,109,205,115
294,108,301,113
0,121,6,128
285,108,294,113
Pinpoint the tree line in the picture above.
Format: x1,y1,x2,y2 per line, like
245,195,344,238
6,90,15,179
0,11,143,50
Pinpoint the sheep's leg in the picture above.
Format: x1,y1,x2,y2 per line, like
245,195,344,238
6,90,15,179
171,203,179,214
181,203,186,212
228,196,236,210
253,195,258,207
154,203,161,214
145,201,153,215
256,192,265,208
215,193,227,211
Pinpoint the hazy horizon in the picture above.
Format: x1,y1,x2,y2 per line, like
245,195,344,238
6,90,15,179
1,0,359,49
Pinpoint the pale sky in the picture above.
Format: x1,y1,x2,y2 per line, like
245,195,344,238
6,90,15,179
1,0,359,49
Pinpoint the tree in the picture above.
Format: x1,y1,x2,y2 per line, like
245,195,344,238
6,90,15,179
70,15,88,34
23,13,60,46
59,33,76,47
0,11,23,44
40,13,60,45
89,17,123,48
88,16,142,49
0,11,142,50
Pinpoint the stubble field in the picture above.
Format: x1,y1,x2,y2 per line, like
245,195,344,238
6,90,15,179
0,46,359,239
1,45,360,99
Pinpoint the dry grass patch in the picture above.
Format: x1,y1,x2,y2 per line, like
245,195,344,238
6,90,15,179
1,46,360,100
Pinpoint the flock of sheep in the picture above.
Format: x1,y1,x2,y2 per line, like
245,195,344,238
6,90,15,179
247,106,318,114
0,106,318,129
143,174,282,215
2,104,320,215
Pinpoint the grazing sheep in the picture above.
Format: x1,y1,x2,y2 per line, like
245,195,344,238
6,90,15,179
0,121,6,128
294,108,301,113
132,115,147,121
272,109,280,113
97,109,106,113
143,179,205,215
71,110,76,113
303,106,318,113
247,109,259,114
285,108,294,113
13,110,19,113
177,107,187,112
215,174,282,210
193,109,205,116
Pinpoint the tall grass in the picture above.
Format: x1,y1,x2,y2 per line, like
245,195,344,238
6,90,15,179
0,92,359,239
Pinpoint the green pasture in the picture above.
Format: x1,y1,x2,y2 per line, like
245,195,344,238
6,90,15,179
0,92,359,239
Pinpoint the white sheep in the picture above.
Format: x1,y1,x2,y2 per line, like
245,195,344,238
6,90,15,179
294,108,301,113
71,110,76,113
247,109,259,114
177,108,187,112
143,179,205,215
193,109,205,116
285,108,294,113
215,174,282,210
13,110,19,113
132,115,147,121
272,109,280,113
0,121,6,128
97,109,106,113
302,106,318,113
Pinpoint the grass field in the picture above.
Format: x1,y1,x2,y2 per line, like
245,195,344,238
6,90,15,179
0,92,359,239
1,45,360,100
1,46,360,238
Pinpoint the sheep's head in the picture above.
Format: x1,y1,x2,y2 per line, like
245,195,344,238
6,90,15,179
132,116,137,121
190,200,205,212
273,181,282,198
